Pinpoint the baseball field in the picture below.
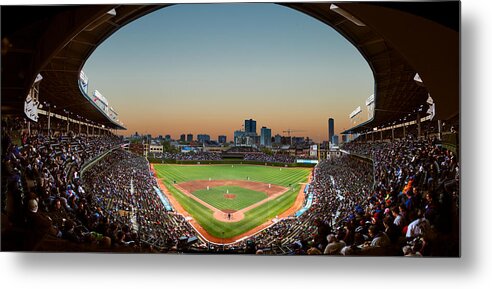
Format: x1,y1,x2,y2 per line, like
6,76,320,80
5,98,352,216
153,164,311,241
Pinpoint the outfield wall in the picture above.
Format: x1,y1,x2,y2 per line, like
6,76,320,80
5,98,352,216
147,157,316,168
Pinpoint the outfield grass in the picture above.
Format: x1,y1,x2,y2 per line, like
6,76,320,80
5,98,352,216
157,164,308,187
154,164,311,239
193,186,267,211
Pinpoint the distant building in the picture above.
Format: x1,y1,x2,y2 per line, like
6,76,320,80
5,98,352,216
342,135,348,144
180,134,186,142
260,126,272,147
197,134,211,143
218,135,227,144
274,134,282,144
234,130,256,146
328,118,334,143
281,136,292,145
149,143,164,154
186,133,193,142
245,119,257,134
331,135,339,146
131,132,141,140
165,134,171,141
292,137,304,145
234,130,244,145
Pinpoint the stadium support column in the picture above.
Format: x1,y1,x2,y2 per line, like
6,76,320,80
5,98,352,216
92,125,95,136
66,112,70,134
392,127,395,141
438,120,443,140
47,106,51,136
380,129,383,141
79,121,81,134
86,123,89,135
417,112,421,139
403,124,406,139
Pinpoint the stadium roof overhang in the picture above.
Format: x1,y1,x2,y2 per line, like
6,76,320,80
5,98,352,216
1,2,459,133
1,5,167,129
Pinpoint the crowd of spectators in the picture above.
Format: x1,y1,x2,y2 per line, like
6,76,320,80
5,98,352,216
290,139,459,256
82,149,206,251
222,137,459,256
2,114,459,255
156,151,222,161
2,113,206,251
224,147,259,153
153,150,297,164
1,116,123,250
243,153,296,164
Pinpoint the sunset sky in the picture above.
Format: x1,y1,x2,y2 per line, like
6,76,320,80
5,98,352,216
83,3,373,142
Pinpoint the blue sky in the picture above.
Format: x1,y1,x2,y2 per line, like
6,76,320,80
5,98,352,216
83,3,373,141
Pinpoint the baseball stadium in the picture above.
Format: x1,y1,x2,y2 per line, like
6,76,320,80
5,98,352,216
1,2,459,256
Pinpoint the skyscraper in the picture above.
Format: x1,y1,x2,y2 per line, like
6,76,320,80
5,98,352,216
180,134,186,142
218,135,227,144
234,130,246,146
245,119,257,134
186,133,193,142
260,126,272,147
328,118,334,143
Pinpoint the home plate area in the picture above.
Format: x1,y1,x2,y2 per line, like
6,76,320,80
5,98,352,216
173,180,289,222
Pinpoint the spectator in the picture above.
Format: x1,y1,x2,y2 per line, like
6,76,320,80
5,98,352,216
324,234,346,255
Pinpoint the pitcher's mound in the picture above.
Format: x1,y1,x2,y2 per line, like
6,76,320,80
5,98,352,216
224,194,236,199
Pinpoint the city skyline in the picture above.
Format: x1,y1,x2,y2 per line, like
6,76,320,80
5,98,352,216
83,4,373,142
127,116,339,144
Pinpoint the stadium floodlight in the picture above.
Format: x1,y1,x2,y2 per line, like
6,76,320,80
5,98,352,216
330,4,366,27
